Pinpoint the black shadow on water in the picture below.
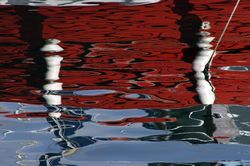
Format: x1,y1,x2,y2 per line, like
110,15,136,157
14,6,47,91
172,0,205,103
173,0,202,63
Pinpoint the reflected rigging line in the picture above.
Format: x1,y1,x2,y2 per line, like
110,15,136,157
209,0,241,64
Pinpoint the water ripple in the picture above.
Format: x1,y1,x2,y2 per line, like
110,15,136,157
0,0,250,165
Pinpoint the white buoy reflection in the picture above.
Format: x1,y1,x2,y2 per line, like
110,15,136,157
193,21,215,105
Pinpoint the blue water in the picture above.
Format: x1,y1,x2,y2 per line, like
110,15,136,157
0,103,250,165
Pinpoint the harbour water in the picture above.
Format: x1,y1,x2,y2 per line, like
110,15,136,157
0,0,249,165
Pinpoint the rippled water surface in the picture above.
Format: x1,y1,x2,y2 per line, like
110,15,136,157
0,0,250,165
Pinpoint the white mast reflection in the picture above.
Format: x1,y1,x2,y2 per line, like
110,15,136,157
193,0,241,105
41,39,64,118
41,39,78,162
43,55,63,106
193,21,215,105
192,21,239,143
